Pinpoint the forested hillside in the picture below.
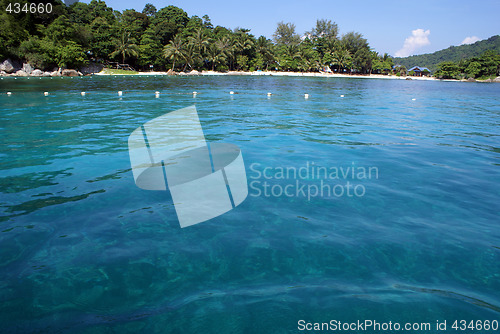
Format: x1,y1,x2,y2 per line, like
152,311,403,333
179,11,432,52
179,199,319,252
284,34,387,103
394,35,500,72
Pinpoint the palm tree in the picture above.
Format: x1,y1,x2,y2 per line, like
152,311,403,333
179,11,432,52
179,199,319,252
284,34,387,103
298,44,319,72
181,43,197,71
163,35,184,71
234,30,255,70
215,36,231,55
219,36,237,70
332,46,352,73
279,43,300,71
189,28,209,57
234,30,254,55
256,36,275,70
215,36,232,70
207,43,226,71
284,43,300,59
110,31,139,64
323,38,336,55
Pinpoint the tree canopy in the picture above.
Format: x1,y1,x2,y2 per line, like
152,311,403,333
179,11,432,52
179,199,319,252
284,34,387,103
434,50,500,80
2,0,497,76
1,2,384,73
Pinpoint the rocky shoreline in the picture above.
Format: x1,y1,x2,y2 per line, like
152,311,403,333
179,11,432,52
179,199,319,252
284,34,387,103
0,59,102,77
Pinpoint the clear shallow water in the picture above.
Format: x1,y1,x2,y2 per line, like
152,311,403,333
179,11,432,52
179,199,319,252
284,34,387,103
0,75,499,333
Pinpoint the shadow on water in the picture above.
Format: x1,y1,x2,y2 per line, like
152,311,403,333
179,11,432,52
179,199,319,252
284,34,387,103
1,190,105,224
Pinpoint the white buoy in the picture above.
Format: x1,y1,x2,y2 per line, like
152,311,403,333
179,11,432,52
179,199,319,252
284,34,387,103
411,98,416,101
340,94,344,98
229,91,234,95
81,92,86,96
7,92,12,96
44,92,49,96
267,92,272,96
118,91,123,96
193,91,197,95
304,93,309,99
155,91,160,98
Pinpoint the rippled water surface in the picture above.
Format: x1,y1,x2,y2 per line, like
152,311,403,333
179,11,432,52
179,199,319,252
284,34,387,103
1,75,499,333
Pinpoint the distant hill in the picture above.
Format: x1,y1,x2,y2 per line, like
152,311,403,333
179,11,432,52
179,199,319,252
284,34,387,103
393,35,500,72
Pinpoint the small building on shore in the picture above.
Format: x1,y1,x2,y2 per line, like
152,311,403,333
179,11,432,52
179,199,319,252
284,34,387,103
408,66,431,76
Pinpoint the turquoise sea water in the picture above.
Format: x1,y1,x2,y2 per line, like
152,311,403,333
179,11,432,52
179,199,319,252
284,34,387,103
0,75,499,333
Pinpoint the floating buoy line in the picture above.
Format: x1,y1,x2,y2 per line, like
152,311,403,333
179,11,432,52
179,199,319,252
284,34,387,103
1,91,354,99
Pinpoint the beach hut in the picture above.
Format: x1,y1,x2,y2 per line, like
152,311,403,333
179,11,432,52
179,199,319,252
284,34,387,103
408,66,431,77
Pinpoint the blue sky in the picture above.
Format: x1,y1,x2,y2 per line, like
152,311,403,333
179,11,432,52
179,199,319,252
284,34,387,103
80,0,499,56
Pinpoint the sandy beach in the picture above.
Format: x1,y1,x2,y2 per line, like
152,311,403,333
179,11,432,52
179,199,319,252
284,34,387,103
94,70,439,81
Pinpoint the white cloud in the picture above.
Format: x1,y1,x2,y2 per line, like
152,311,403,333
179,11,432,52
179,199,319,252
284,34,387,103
395,29,431,57
461,36,480,45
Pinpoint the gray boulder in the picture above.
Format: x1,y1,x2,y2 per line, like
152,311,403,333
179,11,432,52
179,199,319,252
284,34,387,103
80,63,104,75
493,76,500,83
43,71,52,77
14,70,28,77
31,69,44,76
62,69,79,77
51,70,61,77
22,63,33,75
0,59,15,73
